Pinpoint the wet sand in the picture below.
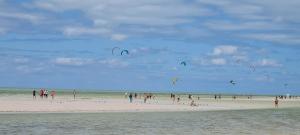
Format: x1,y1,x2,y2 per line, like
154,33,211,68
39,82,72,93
0,93,299,113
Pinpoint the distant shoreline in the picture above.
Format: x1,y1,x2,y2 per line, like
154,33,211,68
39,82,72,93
0,87,297,97
1,107,300,114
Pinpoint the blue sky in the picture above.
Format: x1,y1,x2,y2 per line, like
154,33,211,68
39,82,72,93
0,0,300,94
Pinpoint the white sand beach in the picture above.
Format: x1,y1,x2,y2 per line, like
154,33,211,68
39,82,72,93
0,93,299,113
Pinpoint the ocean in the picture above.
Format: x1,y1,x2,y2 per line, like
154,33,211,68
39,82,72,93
0,108,299,135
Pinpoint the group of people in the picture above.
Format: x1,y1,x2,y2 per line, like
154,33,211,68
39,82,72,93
32,89,56,100
277,95,298,99
170,93,199,106
126,92,155,103
33,89,77,100
31,89,290,109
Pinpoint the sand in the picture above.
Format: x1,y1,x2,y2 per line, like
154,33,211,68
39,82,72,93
0,93,299,113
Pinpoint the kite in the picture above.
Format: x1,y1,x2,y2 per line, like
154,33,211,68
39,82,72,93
121,50,129,56
112,47,121,55
172,77,179,85
180,61,187,66
230,80,236,85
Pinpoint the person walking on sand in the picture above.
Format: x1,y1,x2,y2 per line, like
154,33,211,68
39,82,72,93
32,89,36,99
51,90,56,100
73,90,76,100
129,93,133,103
275,96,279,108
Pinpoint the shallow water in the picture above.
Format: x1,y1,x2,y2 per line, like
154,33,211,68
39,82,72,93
0,108,300,135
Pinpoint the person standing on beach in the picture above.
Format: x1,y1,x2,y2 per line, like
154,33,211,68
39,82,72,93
51,90,56,100
73,90,76,100
39,89,43,98
32,89,36,99
275,96,279,108
129,93,133,103
44,90,48,98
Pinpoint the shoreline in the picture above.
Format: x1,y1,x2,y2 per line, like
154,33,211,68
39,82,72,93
1,93,300,113
0,106,299,114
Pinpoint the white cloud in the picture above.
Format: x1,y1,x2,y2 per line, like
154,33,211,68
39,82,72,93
211,58,226,65
16,65,44,73
171,66,178,71
53,57,94,66
63,27,110,36
129,47,168,57
255,75,273,82
197,0,300,45
111,34,127,41
212,45,238,56
14,58,29,64
0,12,42,23
241,33,300,44
198,0,300,22
204,21,284,31
0,0,298,45
255,59,281,67
98,59,129,68
34,0,212,38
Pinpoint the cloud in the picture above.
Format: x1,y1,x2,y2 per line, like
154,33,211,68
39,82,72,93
14,58,29,64
211,58,226,65
255,75,273,82
130,47,168,55
111,34,128,41
197,0,300,22
0,12,42,23
255,59,281,67
53,57,94,66
33,0,212,39
63,27,110,36
204,21,284,31
212,45,238,56
98,59,129,68
197,0,300,45
0,0,299,45
241,33,300,44
15,65,44,74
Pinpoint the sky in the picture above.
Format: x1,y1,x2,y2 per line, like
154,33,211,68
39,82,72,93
0,0,300,94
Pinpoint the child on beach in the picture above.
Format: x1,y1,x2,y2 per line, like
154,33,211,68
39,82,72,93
190,100,198,106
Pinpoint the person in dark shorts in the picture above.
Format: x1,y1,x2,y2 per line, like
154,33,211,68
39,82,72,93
33,90,36,99
129,93,133,103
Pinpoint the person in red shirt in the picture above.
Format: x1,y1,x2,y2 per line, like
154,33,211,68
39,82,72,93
51,90,56,100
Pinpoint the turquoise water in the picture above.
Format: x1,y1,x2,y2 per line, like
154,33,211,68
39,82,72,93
0,108,300,135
